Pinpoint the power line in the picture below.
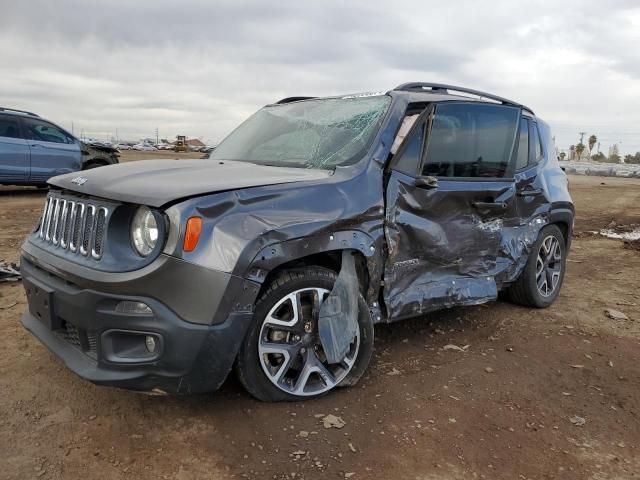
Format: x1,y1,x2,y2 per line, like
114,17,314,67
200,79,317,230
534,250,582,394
579,132,586,144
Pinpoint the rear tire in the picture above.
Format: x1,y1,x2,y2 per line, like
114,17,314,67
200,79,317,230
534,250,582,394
508,224,566,308
236,267,374,402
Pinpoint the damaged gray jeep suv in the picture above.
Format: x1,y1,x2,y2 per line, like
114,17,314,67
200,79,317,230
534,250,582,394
20,83,573,401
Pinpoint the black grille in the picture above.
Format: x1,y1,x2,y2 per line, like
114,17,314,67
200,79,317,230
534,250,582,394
94,209,106,256
71,204,83,248
58,322,82,349
82,207,94,254
56,321,98,359
86,332,98,360
38,194,110,260
62,203,74,244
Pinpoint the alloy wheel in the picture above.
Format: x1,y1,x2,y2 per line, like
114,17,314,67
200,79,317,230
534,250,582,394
258,288,360,396
536,235,562,297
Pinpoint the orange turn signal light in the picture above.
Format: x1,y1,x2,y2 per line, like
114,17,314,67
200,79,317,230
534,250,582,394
183,217,203,252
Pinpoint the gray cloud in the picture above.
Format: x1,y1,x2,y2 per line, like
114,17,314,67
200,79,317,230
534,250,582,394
0,0,638,153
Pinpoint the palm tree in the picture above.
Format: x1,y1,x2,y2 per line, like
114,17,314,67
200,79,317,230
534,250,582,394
575,143,586,161
588,135,597,158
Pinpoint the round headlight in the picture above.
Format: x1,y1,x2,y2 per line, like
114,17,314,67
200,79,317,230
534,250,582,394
131,206,158,257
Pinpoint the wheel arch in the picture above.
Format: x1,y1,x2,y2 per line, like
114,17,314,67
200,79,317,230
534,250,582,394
242,230,383,307
548,207,574,248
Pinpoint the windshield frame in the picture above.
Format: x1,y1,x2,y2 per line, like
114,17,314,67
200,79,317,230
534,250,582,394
209,94,393,170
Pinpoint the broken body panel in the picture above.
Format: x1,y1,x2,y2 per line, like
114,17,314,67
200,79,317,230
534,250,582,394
40,92,572,325
20,87,573,395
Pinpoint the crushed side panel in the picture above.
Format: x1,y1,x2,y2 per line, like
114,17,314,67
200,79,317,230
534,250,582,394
382,171,544,320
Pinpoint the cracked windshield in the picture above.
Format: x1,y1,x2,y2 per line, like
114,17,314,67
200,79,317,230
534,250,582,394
210,95,391,169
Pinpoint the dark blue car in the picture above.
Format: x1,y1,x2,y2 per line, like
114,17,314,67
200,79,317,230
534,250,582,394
19,83,574,401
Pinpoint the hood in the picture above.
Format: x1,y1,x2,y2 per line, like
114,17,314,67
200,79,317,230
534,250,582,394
48,159,333,207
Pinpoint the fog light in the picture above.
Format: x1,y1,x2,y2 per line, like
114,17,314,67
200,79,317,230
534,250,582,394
115,301,153,315
145,335,157,353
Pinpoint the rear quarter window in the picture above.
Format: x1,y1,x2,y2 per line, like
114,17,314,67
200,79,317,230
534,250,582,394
515,118,530,170
532,123,543,161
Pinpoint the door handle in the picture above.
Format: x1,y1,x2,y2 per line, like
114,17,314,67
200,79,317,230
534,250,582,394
472,201,507,211
517,187,543,197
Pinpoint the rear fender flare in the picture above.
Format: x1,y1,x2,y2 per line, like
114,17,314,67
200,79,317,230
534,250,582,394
548,206,574,249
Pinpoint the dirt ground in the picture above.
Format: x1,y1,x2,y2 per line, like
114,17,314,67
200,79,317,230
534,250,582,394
1,172,639,480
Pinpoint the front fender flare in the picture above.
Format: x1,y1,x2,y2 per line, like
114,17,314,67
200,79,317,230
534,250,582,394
242,230,384,306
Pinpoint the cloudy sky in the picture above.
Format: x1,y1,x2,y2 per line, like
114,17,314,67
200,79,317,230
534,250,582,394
1,0,639,154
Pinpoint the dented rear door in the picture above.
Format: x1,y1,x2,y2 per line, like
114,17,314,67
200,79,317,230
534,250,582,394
383,102,520,320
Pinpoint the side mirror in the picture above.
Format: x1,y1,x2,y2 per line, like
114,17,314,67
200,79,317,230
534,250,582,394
414,176,438,189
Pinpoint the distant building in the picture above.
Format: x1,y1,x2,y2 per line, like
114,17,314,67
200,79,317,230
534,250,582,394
186,138,205,148
170,138,205,148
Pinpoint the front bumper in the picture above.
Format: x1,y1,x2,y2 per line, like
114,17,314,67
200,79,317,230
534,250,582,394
20,245,258,394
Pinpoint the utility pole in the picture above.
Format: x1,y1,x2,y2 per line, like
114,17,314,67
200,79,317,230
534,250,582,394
579,132,586,144
155,127,159,145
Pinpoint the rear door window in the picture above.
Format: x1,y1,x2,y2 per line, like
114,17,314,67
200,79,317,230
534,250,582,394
421,103,519,178
0,115,22,139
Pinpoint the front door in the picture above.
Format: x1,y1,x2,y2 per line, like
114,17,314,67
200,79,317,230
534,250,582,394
383,102,521,320
0,114,29,182
20,116,81,182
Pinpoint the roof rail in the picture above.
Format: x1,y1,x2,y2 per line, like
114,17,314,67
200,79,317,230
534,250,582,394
275,96,316,104
393,82,534,114
0,107,40,117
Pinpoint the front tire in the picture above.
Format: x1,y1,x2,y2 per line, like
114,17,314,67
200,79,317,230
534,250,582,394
508,224,567,308
236,267,374,402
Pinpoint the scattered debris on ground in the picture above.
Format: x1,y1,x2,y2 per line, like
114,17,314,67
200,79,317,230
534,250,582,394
598,222,640,241
605,308,629,321
0,261,20,282
569,415,586,426
443,343,470,352
322,414,346,429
